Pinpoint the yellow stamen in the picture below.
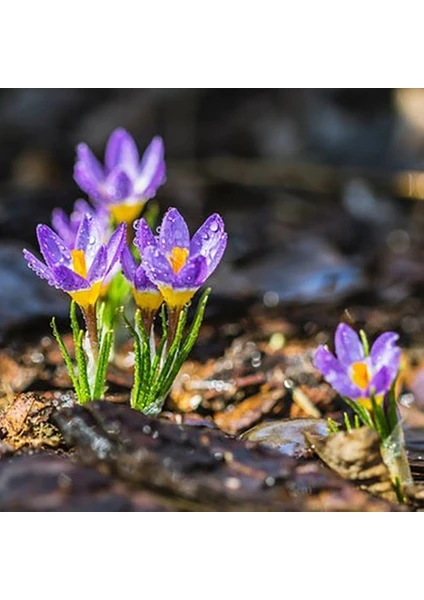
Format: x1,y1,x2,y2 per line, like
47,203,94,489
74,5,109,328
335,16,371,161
110,202,144,224
358,394,383,410
69,281,102,309
159,286,196,309
350,361,371,391
71,249,88,278
169,247,189,274
132,289,163,312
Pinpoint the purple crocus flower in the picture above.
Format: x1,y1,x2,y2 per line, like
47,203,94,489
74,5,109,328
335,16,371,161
313,323,401,408
74,128,166,224
121,220,162,314
23,215,126,310
138,207,227,309
51,199,110,248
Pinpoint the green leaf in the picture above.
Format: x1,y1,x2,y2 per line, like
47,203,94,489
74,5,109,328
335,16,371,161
343,412,352,432
327,418,340,433
359,329,370,356
342,396,373,428
159,288,210,400
123,311,143,409
93,330,114,399
51,317,81,401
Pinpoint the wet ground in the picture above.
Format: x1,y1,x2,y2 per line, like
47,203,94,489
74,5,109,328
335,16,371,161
3,89,424,510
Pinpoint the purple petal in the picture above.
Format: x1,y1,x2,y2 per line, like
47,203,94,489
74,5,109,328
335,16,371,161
190,214,227,277
105,128,139,176
313,345,361,398
334,323,364,366
87,245,107,282
53,266,89,292
175,255,208,289
134,265,157,291
51,208,75,247
74,213,92,252
23,249,55,286
133,218,157,254
142,246,174,287
121,245,137,284
74,143,105,202
103,168,133,203
134,136,166,198
369,366,393,396
370,332,399,364
158,208,190,253
105,222,126,274
36,224,71,268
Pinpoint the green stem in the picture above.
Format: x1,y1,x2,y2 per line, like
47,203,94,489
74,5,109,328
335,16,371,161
82,303,99,361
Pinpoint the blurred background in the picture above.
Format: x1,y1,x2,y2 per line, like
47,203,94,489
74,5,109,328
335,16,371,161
3,88,424,337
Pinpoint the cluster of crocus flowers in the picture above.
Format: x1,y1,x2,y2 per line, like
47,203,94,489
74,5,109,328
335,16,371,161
22,128,227,413
74,128,166,224
314,323,401,409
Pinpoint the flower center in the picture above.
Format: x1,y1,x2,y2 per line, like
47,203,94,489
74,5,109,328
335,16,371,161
350,361,371,391
71,249,88,278
109,202,144,224
169,246,189,274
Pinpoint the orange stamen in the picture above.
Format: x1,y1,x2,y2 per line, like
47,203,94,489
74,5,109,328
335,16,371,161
71,249,88,278
350,361,371,391
169,247,189,274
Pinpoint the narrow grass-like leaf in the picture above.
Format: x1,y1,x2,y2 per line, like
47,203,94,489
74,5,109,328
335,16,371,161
68,302,91,402
327,418,340,433
93,330,113,399
159,289,210,398
343,412,352,432
359,329,370,356
123,312,143,409
342,397,373,428
51,317,81,400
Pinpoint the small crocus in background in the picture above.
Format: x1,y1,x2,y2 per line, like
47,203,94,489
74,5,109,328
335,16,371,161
314,323,400,410
74,128,166,225
23,215,126,403
313,323,412,500
121,208,227,415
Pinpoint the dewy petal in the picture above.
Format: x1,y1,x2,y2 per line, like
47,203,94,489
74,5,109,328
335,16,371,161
105,222,126,274
53,265,89,292
103,168,133,203
313,345,361,399
134,265,157,291
23,249,55,286
370,332,399,365
158,208,190,253
133,219,157,254
334,323,364,367
51,208,74,246
74,213,92,252
189,213,227,277
105,128,139,176
369,366,393,396
175,255,208,289
87,245,107,283
134,136,166,198
121,245,137,284
142,246,174,287
36,224,71,268
74,143,105,202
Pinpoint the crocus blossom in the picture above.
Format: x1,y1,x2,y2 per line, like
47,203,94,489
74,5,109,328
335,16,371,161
23,215,126,309
52,199,110,248
313,323,401,407
138,208,227,309
121,220,162,314
74,128,166,224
